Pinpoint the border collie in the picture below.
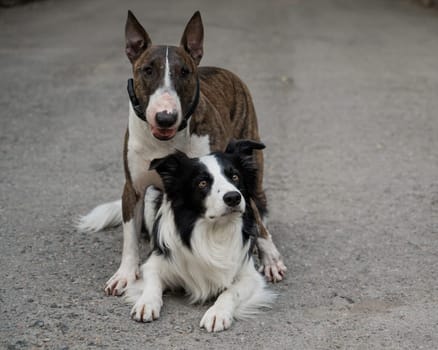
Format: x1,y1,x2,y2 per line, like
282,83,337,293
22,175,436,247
125,140,275,332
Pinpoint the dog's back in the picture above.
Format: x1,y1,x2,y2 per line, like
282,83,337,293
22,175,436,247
198,67,258,137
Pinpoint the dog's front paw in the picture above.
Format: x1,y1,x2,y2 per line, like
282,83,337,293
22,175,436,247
200,306,233,332
130,297,162,323
259,258,287,283
105,266,139,296
257,237,287,283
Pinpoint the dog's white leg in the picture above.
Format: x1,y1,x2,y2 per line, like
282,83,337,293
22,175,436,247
104,218,140,296
200,262,274,332
257,232,287,283
129,253,165,322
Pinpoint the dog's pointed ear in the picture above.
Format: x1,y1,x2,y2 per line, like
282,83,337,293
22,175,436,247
125,10,152,63
180,11,204,65
149,150,188,176
225,139,266,156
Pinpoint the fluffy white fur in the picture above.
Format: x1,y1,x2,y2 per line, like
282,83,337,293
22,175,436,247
76,200,122,233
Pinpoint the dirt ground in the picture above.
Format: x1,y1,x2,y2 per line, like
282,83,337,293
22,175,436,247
1,0,437,349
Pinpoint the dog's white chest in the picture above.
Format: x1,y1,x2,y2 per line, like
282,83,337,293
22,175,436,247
158,207,249,302
127,106,210,191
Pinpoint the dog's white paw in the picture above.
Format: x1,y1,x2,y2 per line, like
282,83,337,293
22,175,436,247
104,266,139,296
130,297,162,323
257,237,287,283
200,305,233,332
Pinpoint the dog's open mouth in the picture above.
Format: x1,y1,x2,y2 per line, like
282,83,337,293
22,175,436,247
151,126,177,140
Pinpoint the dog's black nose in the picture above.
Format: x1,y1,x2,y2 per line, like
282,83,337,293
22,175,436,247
156,111,178,128
223,191,241,207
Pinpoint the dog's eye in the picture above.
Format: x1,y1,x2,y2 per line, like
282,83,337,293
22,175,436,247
232,174,239,182
142,66,153,76
181,67,190,77
198,180,208,189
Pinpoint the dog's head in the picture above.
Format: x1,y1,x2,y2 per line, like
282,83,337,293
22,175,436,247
125,11,203,140
149,140,265,222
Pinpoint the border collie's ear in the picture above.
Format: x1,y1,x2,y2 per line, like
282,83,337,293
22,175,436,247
225,139,266,156
149,150,188,176
125,10,152,63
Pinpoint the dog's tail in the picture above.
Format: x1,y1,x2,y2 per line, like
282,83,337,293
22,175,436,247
234,266,277,320
76,200,122,233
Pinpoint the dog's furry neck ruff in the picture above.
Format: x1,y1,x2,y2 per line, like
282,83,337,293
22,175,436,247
127,77,200,131
148,190,253,303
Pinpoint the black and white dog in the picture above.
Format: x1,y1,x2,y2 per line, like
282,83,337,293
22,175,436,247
125,140,274,332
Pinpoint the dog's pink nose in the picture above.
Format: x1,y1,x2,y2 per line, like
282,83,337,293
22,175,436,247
156,110,177,128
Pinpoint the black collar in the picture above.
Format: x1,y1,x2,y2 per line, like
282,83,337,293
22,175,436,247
127,78,200,131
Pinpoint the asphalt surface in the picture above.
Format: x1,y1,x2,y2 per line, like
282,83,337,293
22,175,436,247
1,0,438,349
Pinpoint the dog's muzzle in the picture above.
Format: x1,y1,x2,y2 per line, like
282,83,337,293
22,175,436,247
127,78,200,132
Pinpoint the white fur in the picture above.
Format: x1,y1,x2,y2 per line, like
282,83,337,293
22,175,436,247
126,156,275,331
127,253,163,322
164,46,171,88
76,200,122,233
143,186,161,234
104,217,140,296
127,105,210,191
187,131,211,158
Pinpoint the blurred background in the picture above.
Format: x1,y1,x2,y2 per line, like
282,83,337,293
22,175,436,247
1,1,437,349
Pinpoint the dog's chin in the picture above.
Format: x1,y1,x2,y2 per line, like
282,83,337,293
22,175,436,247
151,126,177,141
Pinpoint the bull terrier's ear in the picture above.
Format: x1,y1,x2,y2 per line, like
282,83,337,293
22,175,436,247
125,10,152,63
180,11,204,65
225,139,266,156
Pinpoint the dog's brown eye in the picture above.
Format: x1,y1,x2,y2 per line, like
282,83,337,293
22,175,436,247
143,66,153,76
232,174,239,182
198,180,208,189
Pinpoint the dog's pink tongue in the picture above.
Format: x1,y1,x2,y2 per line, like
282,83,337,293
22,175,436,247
151,126,177,140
